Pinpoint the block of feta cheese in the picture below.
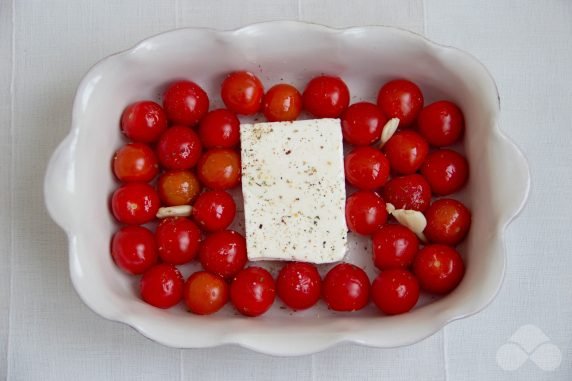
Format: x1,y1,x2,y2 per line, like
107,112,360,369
240,118,348,264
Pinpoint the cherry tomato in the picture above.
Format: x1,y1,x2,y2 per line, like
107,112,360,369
140,263,184,309
191,190,236,232
276,262,321,310
221,71,264,115
377,79,424,127
382,174,432,212
418,100,464,147
112,143,159,182
184,271,229,315
156,125,202,170
344,146,390,190
111,226,158,275
372,224,419,270
120,101,168,143
230,267,276,317
371,269,419,315
341,102,387,146
199,230,247,279
198,109,240,149
420,149,469,195
197,148,241,190
157,170,201,206
322,263,370,311
162,80,209,126
302,75,350,118
424,199,471,245
155,217,201,265
413,244,464,294
111,183,160,225
345,191,388,235
383,130,429,175
262,84,302,122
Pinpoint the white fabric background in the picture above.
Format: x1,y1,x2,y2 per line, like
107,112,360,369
1,0,571,380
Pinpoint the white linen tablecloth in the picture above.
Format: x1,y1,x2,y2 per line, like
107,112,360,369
1,0,570,380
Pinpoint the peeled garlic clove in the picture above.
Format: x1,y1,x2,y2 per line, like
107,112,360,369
386,202,396,214
156,205,192,219
379,118,400,148
388,206,427,242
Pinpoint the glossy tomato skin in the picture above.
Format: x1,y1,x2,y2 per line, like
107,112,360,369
113,143,159,182
341,102,387,145
155,217,201,265
184,271,229,315
199,230,247,279
276,262,321,310
382,174,432,212
111,183,160,225
323,263,370,311
221,71,264,115
157,170,201,206
345,191,388,236
140,264,184,309
156,125,202,170
191,190,236,232
344,146,390,190
421,149,469,195
302,75,350,118
230,267,276,317
372,224,419,270
197,148,241,190
163,80,209,126
111,226,158,275
418,101,464,147
262,84,302,122
371,269,419,315
198,109,240,149
424,199,471,245
120,101,168,143
413,244,464,294
383,131,429,175
377,79,424,127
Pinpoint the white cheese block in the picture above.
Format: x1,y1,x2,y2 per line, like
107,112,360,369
240,118,348,263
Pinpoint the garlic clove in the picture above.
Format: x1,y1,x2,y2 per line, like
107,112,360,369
156,205,192,219
379,118,400,148
386,203,427,242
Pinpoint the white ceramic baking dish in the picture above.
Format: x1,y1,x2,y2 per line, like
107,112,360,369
44,21,530,356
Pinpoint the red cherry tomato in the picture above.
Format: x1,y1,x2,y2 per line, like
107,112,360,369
191,190,236,232
111,183,160,225
377,79,424,127
345,191,388,235
382,174,432,212
155,217,201,265
198,109,240,149
140,264,184,309
413,244,465,294
157,170,201,206
424,199,471,245
113,143,159,182
383,130,429,175
372,224,419,270
344,146,390,190
111,226,158,275
302,75,350,118
421,149,469,195
230,267,276,317
262,84,303,122
341,102,387,146
221,71,264,115
418,101,464,147
323,263,370,311
276,262,321,310
163,80,209,126
197,148,241,190
184,271,229,315
120,101,168,143
371,269,419,315
156,125,202,170
199,230,247,279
